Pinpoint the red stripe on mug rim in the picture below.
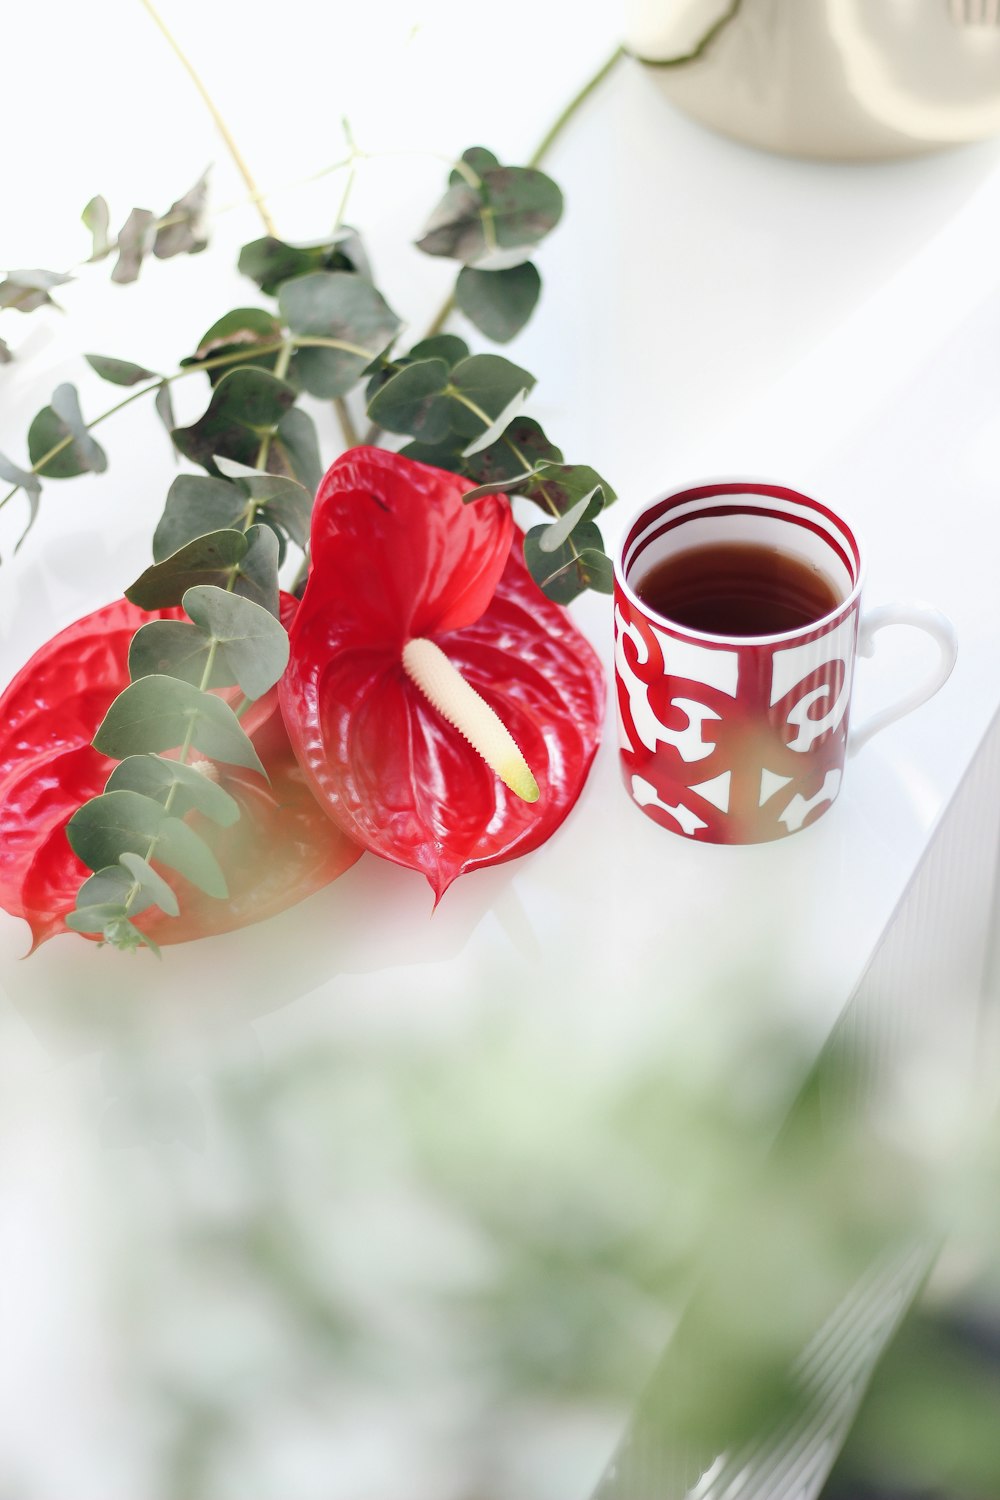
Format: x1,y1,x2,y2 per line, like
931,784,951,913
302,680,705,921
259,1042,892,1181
615,479,866,648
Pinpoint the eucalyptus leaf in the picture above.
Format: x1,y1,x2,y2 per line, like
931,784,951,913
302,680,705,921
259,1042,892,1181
93,677,265,776
27,383,107,478
118,852,180,916
0,268,73,313
366,358,452,441
181,307,284,385
64,907,159,953
66,902,141,934
523,521,613,603
236,523,281,617
407,334,469,367
455,263,541,343
112,207,156,284
251,480,312,546
524,461,618,516
212,462,312,549
447,354,536,439
461,386,532,457
270,406,321,494
67,788,229,896
182,584,289,699
537,487,603,552
153,170,209,259
82,195,112,261
398,438,466,473
416,166,562,270
449,146,500,186
171,367,296,474
0,451,42,551
128,528,248,608
85,353,157,386
239,228,370,297
154,381,176,443
76,863,156,916
128,618,234,690
152,476,251,562
464,416,562,487
105,754,239,826
0,451,41,503
279,271,401,398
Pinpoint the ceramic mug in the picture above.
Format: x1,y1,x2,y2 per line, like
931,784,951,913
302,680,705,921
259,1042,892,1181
613,481,958,844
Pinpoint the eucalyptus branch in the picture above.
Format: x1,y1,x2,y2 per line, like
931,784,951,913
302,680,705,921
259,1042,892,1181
370,39,627,442
0,334,382,516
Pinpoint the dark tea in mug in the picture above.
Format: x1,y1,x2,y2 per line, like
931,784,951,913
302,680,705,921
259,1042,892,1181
633,541,841,637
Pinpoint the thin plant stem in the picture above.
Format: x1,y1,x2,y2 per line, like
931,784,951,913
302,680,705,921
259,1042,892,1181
333,396,361,449
138,0,278,236
528,44,625,167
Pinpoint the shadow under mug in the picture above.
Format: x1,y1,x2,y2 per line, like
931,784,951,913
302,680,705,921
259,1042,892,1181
613,481,958,844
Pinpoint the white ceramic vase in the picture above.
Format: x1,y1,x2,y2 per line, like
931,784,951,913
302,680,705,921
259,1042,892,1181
625,0,1000,160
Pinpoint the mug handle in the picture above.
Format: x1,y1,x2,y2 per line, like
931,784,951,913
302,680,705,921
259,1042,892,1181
848,603,958,757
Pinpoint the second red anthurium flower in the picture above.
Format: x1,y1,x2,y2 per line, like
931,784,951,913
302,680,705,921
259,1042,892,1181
279,448,605,900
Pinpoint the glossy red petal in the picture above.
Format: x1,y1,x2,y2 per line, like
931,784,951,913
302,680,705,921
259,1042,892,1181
0,598,183,787
19,725,362,950
302,446,514,648
281,538,605,900
0,745,112,922
0,592,360,949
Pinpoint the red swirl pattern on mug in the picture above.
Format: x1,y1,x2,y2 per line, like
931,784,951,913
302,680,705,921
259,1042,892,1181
614,482,864,844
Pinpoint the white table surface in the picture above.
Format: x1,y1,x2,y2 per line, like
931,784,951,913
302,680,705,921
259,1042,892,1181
2,5,1000,1497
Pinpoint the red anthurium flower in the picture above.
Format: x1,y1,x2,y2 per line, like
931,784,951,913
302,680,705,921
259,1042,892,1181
278,447,605,900
0,595,361,951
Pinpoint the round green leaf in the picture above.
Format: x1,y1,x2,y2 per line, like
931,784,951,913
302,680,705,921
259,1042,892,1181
270,407,322,495
76,863,155,916
127,529,248,610
180,307,284,385
449,146,500,186
464,416,562,487
27,383,107,478
366,358,452,441
279,271,401,398
455,263,541,343
85,354,157,386
523,521,613,604
128,618,235,690
171,368,296,475
152,477,252,563
93,676,265,776
416,166,563,270
407,335,469,367
67,789,228,897
112,207,156,284
118,852,180,917
447,354,536,439
182,585,289,700
105,755,240,826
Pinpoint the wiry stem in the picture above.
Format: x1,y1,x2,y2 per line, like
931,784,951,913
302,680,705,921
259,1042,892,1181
137,0,278,236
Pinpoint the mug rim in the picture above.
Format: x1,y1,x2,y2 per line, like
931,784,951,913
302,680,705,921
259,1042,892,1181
614,477,867,647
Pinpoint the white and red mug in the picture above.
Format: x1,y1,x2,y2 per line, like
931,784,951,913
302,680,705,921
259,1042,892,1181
614,481,958,844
